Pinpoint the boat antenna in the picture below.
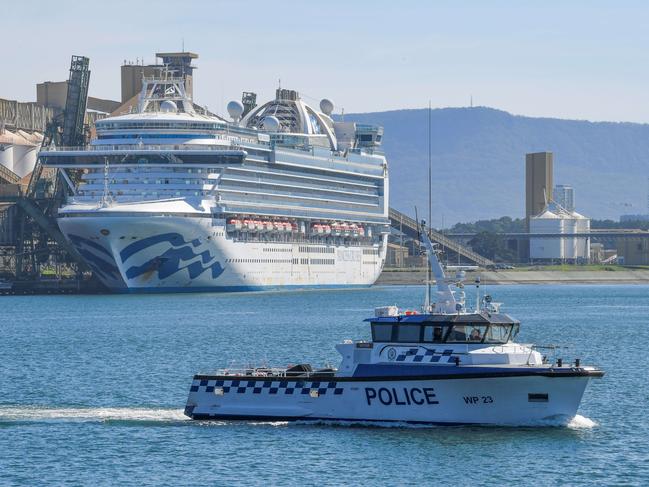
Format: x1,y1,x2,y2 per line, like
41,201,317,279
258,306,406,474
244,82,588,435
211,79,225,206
428,100,432,230
427,101,433,312
475,275,481,312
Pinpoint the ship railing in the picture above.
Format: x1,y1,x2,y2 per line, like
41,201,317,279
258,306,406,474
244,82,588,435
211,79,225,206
214,366,337,378
40,143,246,152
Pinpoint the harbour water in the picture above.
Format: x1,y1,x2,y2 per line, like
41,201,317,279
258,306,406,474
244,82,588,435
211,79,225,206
1,285,648,486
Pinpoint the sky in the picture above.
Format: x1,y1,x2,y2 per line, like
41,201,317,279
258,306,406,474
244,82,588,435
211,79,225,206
3,0,649,123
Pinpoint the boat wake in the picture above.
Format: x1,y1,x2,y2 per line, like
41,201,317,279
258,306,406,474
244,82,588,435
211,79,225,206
567,414,598,429
0,405,188,424
294,414,598,429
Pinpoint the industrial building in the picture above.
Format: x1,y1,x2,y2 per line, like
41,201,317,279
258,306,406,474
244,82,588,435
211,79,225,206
617,238,649,265
525,152,553,226
554,184,575,212
0,99,52,182
524,152,590,263
529,205,590,262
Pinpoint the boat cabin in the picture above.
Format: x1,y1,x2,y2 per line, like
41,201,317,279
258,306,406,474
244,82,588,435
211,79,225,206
368,313,520,345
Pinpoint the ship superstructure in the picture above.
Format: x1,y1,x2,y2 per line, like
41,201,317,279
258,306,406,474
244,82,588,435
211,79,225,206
39,73,389,292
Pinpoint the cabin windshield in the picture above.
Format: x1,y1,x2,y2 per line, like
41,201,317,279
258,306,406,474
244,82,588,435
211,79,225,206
371,322,516,344
447,325,488,343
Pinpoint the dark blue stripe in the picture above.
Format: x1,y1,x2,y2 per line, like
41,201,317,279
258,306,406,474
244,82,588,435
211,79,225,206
120,233,196,262
353,364,558,378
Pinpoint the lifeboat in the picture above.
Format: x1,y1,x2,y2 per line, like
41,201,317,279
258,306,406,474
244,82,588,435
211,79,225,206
357,226,365,237
255,220,264,231
290,222,298,232
273,221,284,232
264,221,274,232
331,223,341,236
341,223,351,236
312,224,323,235
323,224,332,235
283,222,292,232
226,218,238,232
350,224,360,237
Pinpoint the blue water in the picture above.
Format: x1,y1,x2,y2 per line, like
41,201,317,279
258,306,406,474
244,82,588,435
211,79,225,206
1,285,648,486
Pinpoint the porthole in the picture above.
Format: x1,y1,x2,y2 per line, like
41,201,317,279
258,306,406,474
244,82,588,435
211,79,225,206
100,229,110,236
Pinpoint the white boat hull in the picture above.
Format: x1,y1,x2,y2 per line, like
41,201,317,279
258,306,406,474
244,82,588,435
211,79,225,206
58,214,385,292
185,373,595,425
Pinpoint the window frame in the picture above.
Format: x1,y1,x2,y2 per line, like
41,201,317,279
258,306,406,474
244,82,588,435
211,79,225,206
371,323,394,342
395,324,423,343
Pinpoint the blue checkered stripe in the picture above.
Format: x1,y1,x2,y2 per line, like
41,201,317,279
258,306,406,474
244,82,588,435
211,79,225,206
191,379,344,396
394,348,457,363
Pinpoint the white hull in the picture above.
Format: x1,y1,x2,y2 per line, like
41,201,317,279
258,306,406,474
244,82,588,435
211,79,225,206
185,374,592,425
58,214,386,292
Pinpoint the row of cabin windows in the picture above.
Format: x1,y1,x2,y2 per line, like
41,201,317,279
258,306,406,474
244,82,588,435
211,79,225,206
371,323,519,345
298,246,335,253
79,191,209,197
87,167,219,175
225,258,296,264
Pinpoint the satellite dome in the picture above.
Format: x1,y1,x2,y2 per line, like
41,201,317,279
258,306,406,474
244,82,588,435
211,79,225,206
159,100,177,113
319,98,334,116
262,116,281,132
227,100,244,121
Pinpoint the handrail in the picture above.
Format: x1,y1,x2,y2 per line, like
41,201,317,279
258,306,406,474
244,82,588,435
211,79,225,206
39,144,246,153
0,164,20,184
213,367,337,378
388,207,495,267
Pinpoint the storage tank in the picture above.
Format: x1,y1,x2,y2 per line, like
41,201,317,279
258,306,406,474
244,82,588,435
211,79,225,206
0,129,43,179
562,214,578,260
572,211,591,261
529,209,565,260
0,131,20,174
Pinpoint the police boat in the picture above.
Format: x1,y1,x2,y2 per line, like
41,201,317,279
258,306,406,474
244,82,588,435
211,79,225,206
184,221,604,425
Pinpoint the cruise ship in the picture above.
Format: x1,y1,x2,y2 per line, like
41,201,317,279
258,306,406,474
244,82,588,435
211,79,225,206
39,74,389,292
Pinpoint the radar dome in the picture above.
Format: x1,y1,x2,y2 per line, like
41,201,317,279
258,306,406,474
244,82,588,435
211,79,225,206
227,100,244,121
319,98,334,116
262,116,281,132
159,100,177,113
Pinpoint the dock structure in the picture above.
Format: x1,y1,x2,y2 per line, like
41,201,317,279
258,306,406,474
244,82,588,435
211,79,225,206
388,207,495,267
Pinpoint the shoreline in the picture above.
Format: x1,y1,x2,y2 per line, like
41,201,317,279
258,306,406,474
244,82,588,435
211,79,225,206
377,268,649,285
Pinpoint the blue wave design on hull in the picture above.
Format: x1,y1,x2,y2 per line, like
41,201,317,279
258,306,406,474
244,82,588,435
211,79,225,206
120,232,225,282
68,234,124,285
120,233,200,262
